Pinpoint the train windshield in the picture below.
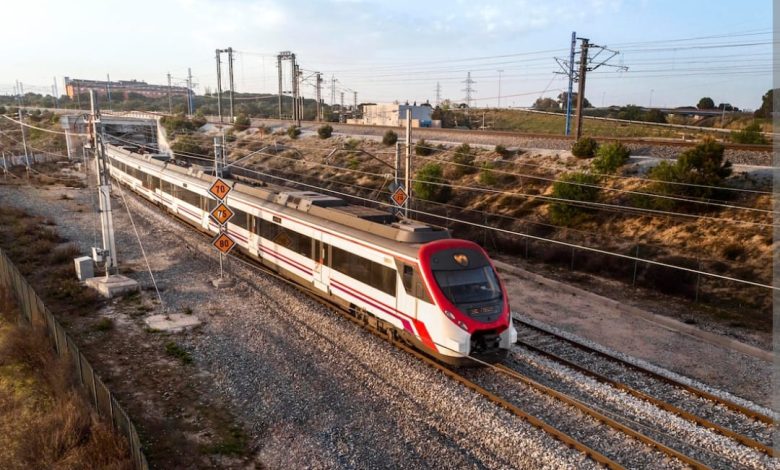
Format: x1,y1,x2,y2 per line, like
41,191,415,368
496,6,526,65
433,266,502,306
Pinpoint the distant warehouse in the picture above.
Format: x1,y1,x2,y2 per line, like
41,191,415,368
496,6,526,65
64,77,191,100
354,102,440,128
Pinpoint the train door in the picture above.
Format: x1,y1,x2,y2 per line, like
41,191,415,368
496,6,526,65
313,238,328,293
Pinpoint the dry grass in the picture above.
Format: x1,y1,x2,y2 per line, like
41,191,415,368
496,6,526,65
0,289,132,470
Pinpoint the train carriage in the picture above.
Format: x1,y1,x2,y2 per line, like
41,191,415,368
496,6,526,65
105,145,516,365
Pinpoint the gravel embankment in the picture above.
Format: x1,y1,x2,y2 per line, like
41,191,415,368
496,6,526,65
0,177,599,468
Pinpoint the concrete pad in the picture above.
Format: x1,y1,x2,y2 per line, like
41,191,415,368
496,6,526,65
145,313,202,332
85,274,139,298
211,277,235,288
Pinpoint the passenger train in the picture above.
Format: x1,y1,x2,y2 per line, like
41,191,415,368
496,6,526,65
104,145,517,365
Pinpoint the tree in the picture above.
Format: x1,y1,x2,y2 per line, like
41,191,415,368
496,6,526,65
558,92,592,109
233,113,250,132
451,143,476,176
644,109,667,123
533,97,560,111
754,89,775,118
697,97,715,110
414,163,451,202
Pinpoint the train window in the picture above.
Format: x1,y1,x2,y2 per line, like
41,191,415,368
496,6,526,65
323,243,330,265
413,274,432,303
259,217,278,240
180,188,200,207
231,208,248,230
200,196,216,212
160,180,173,195
401,264,414,292
332,246,395,295
150,176,161,190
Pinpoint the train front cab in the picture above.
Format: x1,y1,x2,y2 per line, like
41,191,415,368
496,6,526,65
416,239,516,366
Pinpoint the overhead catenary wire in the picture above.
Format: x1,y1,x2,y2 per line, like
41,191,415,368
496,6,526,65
218,163,777,291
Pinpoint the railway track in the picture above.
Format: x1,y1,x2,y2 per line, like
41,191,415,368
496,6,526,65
114,174,775,468
511,318,776,465
243,117,772,153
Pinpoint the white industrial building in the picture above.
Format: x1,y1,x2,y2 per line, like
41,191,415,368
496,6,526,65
353,102,439,128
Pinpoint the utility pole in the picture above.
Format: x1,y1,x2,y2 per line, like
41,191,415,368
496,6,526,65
52,76,59,108
339,92,344,123
227,47,235,123
394,142,401,191
89,90,118,274
574,38,589,140
277,54,283,119
167,72,173,114
213,136,223,177
187,68,194,116
106,73,112,111
555,33,626,138
404,112,412,218
353,91,357,120
17,109,30,176
215,49,223,123
497,70,503,108
315,72,322,121
435,82,441,107
330,75,336,109
293,62,301,127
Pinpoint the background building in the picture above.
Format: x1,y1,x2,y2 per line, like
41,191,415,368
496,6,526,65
64,77,191,100
356,102,438,127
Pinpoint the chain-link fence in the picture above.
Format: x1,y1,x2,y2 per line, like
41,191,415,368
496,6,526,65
0,248,148,470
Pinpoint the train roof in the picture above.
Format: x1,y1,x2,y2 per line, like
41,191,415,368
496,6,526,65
106,146,452,258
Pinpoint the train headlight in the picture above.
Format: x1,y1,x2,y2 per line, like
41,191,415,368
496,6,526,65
457,320,469,332
444,310,456,321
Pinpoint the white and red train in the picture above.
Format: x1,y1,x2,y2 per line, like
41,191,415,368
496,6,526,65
105,145,516,365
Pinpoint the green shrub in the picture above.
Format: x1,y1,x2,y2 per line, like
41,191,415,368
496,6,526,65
165,341,192,364
571,137,599,158
451,143,476,176
344,138,361,150
592,142,631,174
415,139,433,156
317,124,333,139
636,139,732,209
414,163,451,202
494,144,511,158
382,130,398,146
233,113,250,132
478,162,497,186
731,122,767,145
548,171,601,225
286,125,301,139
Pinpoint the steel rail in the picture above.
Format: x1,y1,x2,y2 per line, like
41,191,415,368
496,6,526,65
514,318,774,426
516,338,774,457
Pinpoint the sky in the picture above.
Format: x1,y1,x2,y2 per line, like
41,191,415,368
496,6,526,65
0,0,773,110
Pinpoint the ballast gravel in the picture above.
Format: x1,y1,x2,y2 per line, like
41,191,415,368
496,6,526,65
0,182,599,468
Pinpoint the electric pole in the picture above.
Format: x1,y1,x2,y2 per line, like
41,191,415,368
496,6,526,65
330,75,336,110
277,54,283,119
435,82,441,107
227,47,235,123
17,109,30,176
574,38,589,140
315,72,322,121
187,68,194,116
216,49,223,123
462,72,476,112
89,90,118,274
353,91,357,120
497,70,503,108
404,112,412,218
340,92,344,123
106,73,112,111
555,33,627,138
52,76,59,109
167,72,173,114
